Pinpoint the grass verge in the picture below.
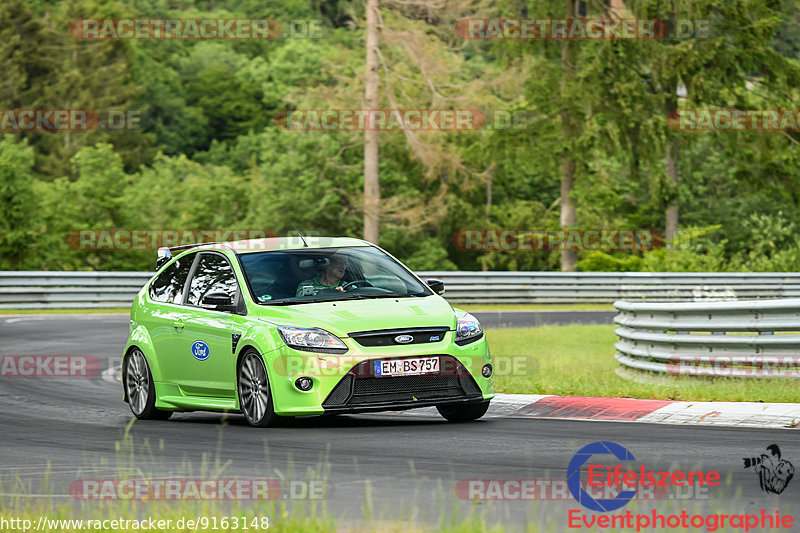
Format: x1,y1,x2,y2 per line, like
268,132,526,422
487,325,800,403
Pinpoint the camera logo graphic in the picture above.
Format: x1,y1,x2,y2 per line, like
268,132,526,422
567,441,637,512
743,444,794,495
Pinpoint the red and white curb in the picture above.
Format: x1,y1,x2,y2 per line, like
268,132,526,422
388,394,800,429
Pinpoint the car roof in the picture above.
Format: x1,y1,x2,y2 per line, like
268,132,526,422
188,236,373,255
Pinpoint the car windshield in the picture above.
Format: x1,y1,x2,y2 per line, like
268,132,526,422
238,246,432,305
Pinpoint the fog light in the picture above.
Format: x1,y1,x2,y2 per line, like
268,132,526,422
481,364,493,378
295,377,313,391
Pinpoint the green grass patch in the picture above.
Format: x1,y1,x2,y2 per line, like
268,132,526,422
487,325,800,402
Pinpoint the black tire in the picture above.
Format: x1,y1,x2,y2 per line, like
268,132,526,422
124,349,172,420
437,401,490,422
237,349,279,427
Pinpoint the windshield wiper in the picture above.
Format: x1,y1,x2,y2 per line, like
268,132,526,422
261,294,366,305
305,294,368,303
353,293,426,300
259,299,298,306
260,292,428,305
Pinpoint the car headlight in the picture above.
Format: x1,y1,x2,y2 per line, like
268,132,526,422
455,313,483,345
277,326,348,354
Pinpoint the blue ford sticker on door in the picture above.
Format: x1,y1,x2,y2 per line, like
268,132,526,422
191,340,210,361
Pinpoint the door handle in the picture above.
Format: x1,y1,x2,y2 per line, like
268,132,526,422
172,318,184,331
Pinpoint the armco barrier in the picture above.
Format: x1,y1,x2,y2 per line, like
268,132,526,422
421,272,800,304
0,272,152,309
614,299,800,378
2,271,800,309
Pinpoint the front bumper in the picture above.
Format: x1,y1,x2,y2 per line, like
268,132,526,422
321,354,484,412
265,334,494,416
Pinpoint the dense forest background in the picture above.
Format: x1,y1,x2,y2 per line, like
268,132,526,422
2,0,800,272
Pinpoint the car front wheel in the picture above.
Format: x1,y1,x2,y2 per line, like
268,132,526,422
237,350,278,427
124,348,172,420
437,401,490,422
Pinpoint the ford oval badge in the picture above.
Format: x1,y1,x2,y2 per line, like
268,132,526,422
394,334,414,344
191,340,210,361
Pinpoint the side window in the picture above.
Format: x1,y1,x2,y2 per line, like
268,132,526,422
186,253,239,307
149,254,194,304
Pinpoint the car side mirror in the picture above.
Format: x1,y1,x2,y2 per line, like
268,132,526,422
202,291,234,309
426,279,445,296
156,247,172,270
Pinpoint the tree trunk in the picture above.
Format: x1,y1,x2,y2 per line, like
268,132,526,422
363,0,380,244
559,0,578,272
485,174,492,218
665,136,679,248
560,157,577,270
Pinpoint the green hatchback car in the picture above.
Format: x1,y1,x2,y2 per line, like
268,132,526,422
123,237,494,427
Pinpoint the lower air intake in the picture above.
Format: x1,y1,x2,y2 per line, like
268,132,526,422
322,355,482,409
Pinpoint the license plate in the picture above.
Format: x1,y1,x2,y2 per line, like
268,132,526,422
374,357,440,377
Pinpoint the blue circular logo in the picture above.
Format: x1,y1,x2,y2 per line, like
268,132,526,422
191,340,210,361
567,441,637,512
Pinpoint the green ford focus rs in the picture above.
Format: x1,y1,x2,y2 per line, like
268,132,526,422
123,237,494,427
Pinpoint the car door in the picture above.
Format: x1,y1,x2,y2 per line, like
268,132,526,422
169,251,241,398
142,252,196,384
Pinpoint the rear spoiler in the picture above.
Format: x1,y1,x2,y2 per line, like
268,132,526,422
156,242,232,269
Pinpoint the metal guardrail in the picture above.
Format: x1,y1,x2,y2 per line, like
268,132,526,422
2,271,800,309
0,272,153,309
420,272,800,304
614,299,800,378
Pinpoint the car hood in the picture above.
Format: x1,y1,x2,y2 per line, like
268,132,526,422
252,296,457,336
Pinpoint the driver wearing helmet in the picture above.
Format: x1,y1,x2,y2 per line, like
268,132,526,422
296,254,347,296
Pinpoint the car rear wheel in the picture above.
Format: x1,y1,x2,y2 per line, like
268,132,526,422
437,401,490,422
237,350,278,427
124,348,172,420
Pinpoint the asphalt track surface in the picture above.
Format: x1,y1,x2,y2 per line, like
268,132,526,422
0,315,797,531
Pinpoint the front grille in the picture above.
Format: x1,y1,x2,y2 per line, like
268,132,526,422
349,327,450,347
322,355,482,409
